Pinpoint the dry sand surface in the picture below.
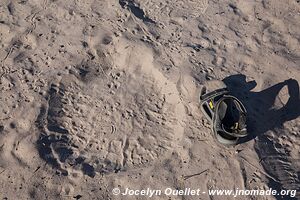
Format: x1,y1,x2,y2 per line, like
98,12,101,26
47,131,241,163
0,0,300,199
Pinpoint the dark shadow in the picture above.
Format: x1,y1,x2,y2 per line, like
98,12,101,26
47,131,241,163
223,74,300,200
119,0,155,24
223,74,300,143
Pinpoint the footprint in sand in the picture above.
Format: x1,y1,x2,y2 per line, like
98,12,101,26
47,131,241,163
36,39,186,177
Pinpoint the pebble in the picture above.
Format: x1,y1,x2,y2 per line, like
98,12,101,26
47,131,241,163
198,38,210,49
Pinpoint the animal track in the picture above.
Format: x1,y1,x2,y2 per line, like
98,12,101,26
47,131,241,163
36,44,186,177
136,0,208,21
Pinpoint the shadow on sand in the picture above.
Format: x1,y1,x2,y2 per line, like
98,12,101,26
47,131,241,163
223,74,300,200
223,74,300,143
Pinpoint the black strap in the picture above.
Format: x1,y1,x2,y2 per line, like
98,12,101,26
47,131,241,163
200,88,229,101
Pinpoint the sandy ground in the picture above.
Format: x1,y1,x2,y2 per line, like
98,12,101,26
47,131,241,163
0,0,299,199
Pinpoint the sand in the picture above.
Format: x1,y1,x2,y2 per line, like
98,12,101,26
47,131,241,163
0,0,299,199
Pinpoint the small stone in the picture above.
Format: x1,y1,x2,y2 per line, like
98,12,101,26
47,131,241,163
208,67,214,72
198,38,210,49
